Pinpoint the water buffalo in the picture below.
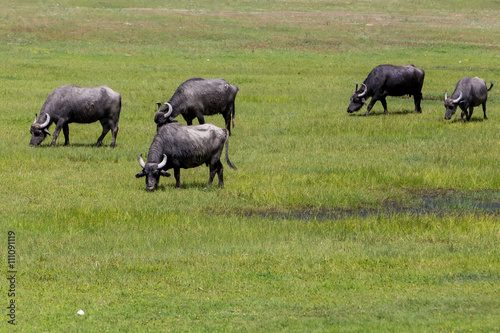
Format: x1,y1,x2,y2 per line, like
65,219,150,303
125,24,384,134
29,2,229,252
136,112,237,191
444,76,493,121
154,78,239,135
347,64,425,115
30,85,121,147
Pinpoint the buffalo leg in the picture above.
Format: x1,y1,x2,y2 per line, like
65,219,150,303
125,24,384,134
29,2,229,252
174,168,181,188
482,103,488,120
217,161,224,188
414,93,423,113
96,120,111,147
380,97,388,114
208,161,224,188
182,114,194,126
467,106,474,121
110,121,119,148
208,164,216,187
364,99,378,116
63,124,70,146
196,113,206,125
459,105,467,122
50,121,64,146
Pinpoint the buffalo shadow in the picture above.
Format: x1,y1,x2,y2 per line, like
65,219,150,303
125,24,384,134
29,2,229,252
144,180,221,192
33,142,114,148
448,117,486,124
349,108,418,117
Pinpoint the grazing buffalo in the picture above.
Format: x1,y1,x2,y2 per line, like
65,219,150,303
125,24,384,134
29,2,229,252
136,109,237,191
30,85,121,147
154,78,239,135
347,64,425,115
444,76,493,121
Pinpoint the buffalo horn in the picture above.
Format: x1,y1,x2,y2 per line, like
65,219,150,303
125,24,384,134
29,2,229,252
157,154,167,169
39,114,51,129
357,83,367,97
33,113,38,125
452,91,463,104
163,103,173,118
444,90,448,101
138,154,146,168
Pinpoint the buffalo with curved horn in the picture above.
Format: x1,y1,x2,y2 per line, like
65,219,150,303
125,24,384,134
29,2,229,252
154,78,239,135
136,119,237,191
30,85,121,147
347,64,425,115
444,76,493,121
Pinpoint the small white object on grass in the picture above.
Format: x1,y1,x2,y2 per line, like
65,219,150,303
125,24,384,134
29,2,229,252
76,309,85,316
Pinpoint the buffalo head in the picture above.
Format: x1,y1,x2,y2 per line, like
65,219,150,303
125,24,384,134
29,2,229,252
443,91,463,120
154,102,177,126
347,83,368,113
30,113,51,147
135,154,171,191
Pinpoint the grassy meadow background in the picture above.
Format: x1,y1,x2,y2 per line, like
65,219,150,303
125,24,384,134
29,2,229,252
1,0,499,331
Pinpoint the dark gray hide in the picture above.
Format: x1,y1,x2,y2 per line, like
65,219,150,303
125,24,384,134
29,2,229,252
347,64,425,115
30,85,121,147
154,78,239,135
444,76,493,121
136,123,237,191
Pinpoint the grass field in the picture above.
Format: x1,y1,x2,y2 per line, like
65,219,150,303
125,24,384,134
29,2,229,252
1,0,499,331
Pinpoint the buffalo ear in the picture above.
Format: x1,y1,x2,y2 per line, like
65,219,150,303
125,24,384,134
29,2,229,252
160,170,171,177
135,171,146,178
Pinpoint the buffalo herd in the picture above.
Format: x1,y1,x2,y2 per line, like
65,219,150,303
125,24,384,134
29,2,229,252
29,70,494,191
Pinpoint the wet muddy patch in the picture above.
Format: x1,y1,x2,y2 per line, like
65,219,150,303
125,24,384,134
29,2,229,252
235,190,499,221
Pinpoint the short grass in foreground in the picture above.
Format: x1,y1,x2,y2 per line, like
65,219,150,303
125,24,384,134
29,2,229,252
16,213,500,332
0,0,499,331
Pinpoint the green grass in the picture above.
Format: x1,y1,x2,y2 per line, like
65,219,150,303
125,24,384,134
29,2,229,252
1,0,499,331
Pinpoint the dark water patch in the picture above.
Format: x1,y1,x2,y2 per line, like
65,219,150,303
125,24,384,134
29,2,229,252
236,190,499,221
415,190,499,212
